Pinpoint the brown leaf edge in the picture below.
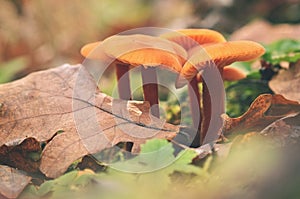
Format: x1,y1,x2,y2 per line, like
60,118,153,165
223,94,300,135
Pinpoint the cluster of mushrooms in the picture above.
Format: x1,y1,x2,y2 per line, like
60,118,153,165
81,29,265,147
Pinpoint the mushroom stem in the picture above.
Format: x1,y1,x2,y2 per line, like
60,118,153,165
200,67,225,144
141,67,160,118
188,76,201,147
200,79,212,144
115,63,131,100
115,63,134,152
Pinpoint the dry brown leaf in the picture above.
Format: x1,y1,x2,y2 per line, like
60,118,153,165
0,138,40,173
224,94,300,135
0,165,31,199
269,62,300,102
230,20,300,44
260,113,300,146
0,64,179,178
222,112,300,160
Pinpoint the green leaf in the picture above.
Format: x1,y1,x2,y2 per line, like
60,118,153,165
109,139,203,193
262,39,300,64
111,139,175,173
19,185,39,199
37,180,54,196
140,139,172,153
73,170,95,186
54,170,78,186
165,149,204,176
110,139,202,176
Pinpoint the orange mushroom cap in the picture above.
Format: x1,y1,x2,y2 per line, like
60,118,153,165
177,40,265,87
222,66,247,81
160,29,226,50
100,34,188,73
196,66,247,82
80,41,112,61
81,41,99,57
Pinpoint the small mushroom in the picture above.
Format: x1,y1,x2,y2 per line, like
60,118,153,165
179,40,265,144
101,34,186,71
161,29,226,146
82,34,187,118
102,34,187,117
179,41,265,83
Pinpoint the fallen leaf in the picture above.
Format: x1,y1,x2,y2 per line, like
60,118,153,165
260,113,300,146
224,94,300,135
230,20,300,44
0,64,179,178
269,61,300,102
0,165,31,199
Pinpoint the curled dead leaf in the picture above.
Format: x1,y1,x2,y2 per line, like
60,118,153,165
224,94,300,135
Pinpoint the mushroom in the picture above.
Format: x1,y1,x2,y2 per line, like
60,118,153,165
161,29,226,146
82,34,187,118
178,40,265,144
102,34,187,117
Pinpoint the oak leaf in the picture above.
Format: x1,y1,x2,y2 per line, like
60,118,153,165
0,64,179,178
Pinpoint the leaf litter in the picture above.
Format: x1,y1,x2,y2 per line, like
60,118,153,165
0,64,300,198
